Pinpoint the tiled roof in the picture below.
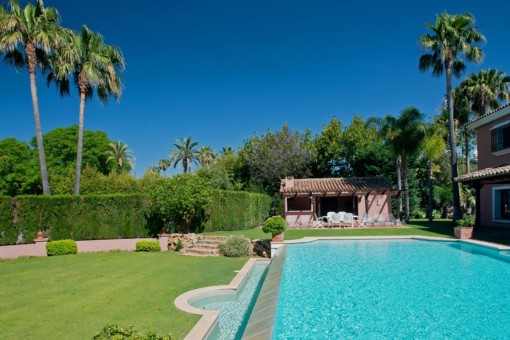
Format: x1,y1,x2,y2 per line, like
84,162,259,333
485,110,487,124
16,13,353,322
456,164,510,183
466,103,510,127
280,177,394,195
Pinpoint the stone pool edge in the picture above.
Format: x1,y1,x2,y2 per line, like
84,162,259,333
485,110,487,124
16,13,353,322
174,257,270,340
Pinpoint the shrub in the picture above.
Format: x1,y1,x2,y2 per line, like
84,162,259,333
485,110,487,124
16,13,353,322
93,324,175,340
456,214,475,228
262,215,286,235
175,239,182,252
218,235,250,257
46,239,77,256
135,240,160,252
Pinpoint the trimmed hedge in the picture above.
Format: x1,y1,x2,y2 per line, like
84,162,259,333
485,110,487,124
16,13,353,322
135,240,160,252
204,190,271,232
46,239,78,256
0,197,13,245
0,194,149,245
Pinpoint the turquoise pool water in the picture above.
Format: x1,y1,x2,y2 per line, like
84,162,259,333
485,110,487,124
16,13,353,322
192,261,268,340
273,239,510,339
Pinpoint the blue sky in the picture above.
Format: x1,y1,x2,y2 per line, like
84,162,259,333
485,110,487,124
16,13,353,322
1,0,510,175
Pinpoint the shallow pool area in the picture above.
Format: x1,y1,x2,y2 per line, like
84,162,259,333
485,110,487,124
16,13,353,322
273,239,510,339
189,261,269,339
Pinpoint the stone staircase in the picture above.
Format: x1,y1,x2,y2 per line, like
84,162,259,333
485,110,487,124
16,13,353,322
183,236,228,257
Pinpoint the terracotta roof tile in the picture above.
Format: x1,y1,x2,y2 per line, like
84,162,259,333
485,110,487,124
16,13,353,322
456,164,510,182
467,103,510,126
280,177,394,195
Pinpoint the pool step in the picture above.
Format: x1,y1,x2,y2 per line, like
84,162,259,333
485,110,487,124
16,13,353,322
183,236,228,257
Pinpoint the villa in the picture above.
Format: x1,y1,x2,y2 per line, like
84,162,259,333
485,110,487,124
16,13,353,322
280,176,403,227
457,104,510,228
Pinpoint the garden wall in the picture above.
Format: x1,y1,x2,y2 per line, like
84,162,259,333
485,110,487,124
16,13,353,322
204,190,271,232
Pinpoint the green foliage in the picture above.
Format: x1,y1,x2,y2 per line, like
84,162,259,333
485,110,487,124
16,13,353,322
196,162,233,190
0,138,41,196
32,127,112,176
456,214,475,227
135,240,160,252
145,174,211,233
312,116,344,177
52,167,140,195
175,238,182,252
218,235,250,257
0,195,149,245
241,123,313,193
432,209,442,219
204,190,271,232
46,239,78,256
93,324,174,340
262,215,286,235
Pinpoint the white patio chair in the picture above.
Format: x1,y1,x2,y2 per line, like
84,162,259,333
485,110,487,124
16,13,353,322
343,213,354,228
356,213,369,228
326,212,336,228
388,213,401,226
313,213,326,228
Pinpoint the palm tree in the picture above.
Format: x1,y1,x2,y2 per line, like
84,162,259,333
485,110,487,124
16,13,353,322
158,159,170,177
0,0,64,195
422,125,447,222
197,146,217,167
105,141,135,174
220,146,234,156
419,12,485,222
169,136,199,174
459,69,510,116
383,108,425,222
47,25,124,195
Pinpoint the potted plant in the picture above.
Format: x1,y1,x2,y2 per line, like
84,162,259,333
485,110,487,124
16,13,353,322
262,215,286,242
454,214,475,239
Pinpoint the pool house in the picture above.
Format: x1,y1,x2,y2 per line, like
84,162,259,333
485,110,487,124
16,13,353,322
280,177,403,227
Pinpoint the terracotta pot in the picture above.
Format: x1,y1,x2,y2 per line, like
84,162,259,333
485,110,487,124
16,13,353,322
454,226,474,239
272,232,284,242
37,230,44,239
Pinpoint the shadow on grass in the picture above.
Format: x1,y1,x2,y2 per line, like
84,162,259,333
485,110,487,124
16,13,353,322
407,219,453,237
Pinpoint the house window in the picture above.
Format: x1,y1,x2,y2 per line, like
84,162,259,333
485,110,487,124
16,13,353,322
491,123,510,152
493,187,510,221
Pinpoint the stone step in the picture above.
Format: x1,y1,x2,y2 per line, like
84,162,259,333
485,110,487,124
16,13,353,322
196,239,225,246
185,247,219,256
191,243,218,250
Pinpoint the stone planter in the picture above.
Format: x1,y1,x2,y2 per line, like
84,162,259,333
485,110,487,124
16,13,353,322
272,232,284,242
454,226,474,239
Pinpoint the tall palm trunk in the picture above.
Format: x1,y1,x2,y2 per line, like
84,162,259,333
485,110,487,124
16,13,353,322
427,160,433,222
74,91,87,195
27,43,51,195
403,159,410,223
446,55,461,222
464,132,470,174
396,156,402,221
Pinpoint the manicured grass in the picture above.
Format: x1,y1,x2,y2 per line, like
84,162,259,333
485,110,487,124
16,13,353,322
203,219,455,240
0,251,247,339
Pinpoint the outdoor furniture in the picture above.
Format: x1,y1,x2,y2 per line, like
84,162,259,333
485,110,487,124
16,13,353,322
328,212,343,228
343,213,355,228
388,213,401,226
357,213,369,228
313,214,326,228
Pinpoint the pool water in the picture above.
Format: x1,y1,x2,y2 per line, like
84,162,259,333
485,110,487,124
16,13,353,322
273,239,510,339
192,261,268,340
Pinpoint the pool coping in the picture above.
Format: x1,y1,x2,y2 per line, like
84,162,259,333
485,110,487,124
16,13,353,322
241,235,510,340
174,257,270,340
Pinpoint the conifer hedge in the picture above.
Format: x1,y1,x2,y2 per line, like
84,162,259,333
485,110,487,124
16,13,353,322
0,195,148,245
204,190,271,232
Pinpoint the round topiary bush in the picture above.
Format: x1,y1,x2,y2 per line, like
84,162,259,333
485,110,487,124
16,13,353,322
135,240,160,252
46,239,78,256
218,235,250,257
262,215,286,235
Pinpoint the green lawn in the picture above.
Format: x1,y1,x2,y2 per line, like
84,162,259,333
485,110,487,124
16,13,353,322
203,219,455,240
0,252,247,339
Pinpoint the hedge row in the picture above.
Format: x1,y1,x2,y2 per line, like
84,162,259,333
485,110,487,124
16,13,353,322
204,190,271,232
0,195,149,245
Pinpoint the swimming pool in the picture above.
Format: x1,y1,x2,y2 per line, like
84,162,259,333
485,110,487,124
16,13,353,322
272,239,510,339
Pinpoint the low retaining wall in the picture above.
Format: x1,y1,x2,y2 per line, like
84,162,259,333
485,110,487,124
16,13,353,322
0,237,163,260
